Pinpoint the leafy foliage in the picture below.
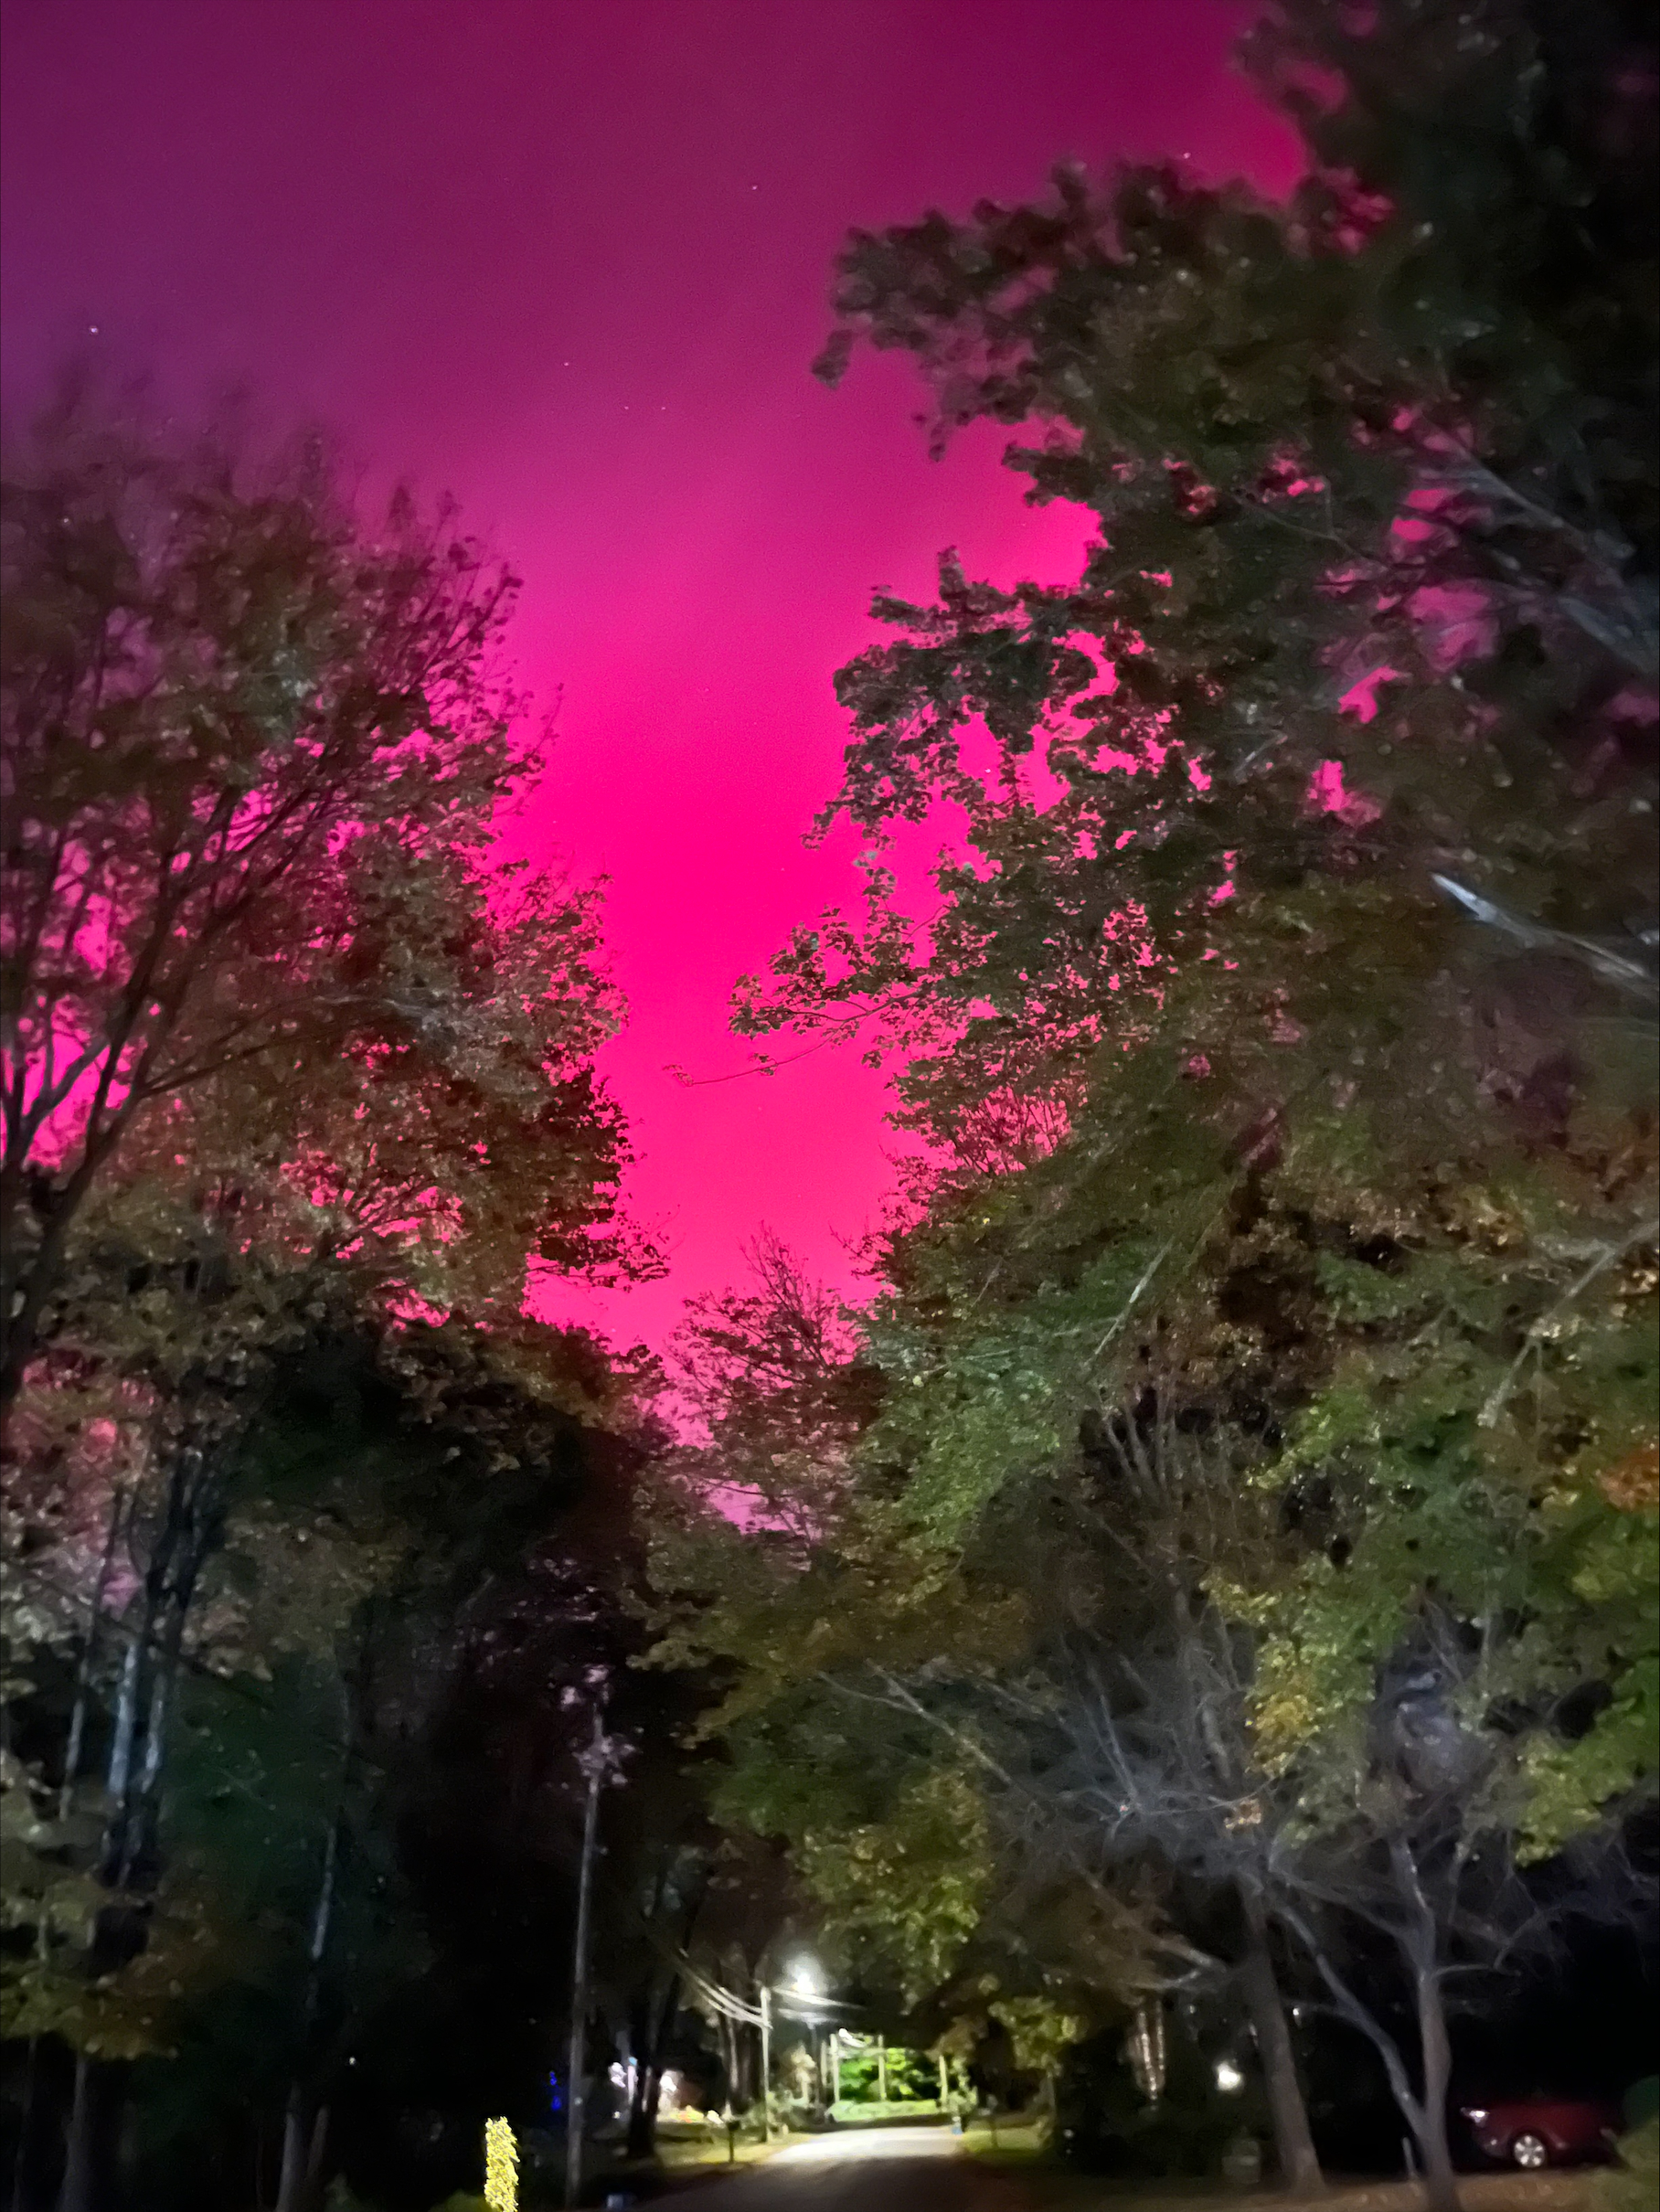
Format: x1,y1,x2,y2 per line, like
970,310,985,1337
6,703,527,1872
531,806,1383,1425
2,383,648,1415
681,4,1656,2198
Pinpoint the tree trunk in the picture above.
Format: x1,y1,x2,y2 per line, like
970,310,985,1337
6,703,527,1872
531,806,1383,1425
8,2034,51,2212
102,1639,141,1821
58,1617,151,2212
623,1998,651,2157
274,2088,310,2212
119,1633,178,1887
1389,1840,1462,2212
5,1496,128,2212
304,2107,329,2202
1404,1954,1458,2194
271,2093,331,2212
624,1971,681,2159
54,2057,112,2212
1238,1881,1324,2194
59,1489,127,1820
1410,1962,1461,2212
100,1503,175,1887
1276,1880,1462,2212
276,1816,342,2212
718,2014,738,2110
0,1130,122,1427
66,1460,212,2212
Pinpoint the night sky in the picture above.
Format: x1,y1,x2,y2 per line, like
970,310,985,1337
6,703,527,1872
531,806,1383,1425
0,0,1296,1347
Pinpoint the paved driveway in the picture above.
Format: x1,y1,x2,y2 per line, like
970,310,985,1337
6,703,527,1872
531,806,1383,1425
654,2127,1049,2211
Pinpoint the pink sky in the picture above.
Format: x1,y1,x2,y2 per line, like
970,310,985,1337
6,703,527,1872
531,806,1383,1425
1,0,1295,1347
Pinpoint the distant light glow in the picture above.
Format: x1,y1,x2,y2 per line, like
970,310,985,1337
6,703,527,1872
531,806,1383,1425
1215,2060,1246,2095
784,1955,825,1998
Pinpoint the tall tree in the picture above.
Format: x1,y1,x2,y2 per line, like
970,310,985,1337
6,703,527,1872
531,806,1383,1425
704,5,1655,2202
1,382,636,1413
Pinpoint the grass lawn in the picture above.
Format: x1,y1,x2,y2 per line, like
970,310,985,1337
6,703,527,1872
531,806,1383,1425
571,2119,1626,2211
963,2118,1053,2162
962,2126,1614,2210
654,2122,802,2173
1058,2184,1603,2210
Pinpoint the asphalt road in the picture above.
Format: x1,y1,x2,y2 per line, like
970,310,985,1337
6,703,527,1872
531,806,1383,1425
658,2127,1051,2211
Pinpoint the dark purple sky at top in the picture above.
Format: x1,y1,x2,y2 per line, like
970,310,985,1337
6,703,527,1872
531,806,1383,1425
1,0,1296,1347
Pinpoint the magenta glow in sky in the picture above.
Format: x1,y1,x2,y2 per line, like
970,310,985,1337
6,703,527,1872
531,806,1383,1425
0,0,1294,1345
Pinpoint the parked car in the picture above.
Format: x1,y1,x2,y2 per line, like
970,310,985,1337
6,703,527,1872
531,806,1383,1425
1459,2098,1622,2170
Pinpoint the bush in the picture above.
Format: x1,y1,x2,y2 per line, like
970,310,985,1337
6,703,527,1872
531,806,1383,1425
323,2183,386,2212
1056,2024,1259,2180
1592,2116,1660,2212
830,2099,942,2124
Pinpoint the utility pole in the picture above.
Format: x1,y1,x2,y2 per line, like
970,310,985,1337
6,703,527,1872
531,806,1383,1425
759,1982,772,2142
563,1705,606,2212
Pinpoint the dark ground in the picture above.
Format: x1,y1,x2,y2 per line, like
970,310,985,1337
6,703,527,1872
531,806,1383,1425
648,2129,1609,2212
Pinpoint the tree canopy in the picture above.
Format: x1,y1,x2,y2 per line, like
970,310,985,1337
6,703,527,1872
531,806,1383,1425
664,5,1657,2204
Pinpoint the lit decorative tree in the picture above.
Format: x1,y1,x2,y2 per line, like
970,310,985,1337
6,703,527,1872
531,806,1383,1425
484,2117,518,2212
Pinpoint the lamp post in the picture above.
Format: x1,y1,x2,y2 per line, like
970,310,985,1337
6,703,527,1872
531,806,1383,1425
563,1704,607,2212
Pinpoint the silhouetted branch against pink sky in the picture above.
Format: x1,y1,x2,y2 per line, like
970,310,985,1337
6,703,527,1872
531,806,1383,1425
0,0,1299,1347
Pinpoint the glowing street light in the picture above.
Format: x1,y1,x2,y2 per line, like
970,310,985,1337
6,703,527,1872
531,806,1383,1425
1215,2059,1246,2095
783,1955,825,2000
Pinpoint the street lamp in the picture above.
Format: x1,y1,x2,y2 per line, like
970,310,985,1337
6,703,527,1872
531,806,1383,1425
782,1956,825,2002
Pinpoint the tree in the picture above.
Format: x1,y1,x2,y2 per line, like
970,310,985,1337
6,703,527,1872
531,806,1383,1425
644,1254,1200,2120
658,1228,876,1537
1,374,659,2205
1,380,637,1416
741,0,1657,1829
803,0,1655,938
202,1309,649,2212
736,0,1655,1249
913,1403,1328,2192
700,7,1655,2203
1,1252,654,2212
